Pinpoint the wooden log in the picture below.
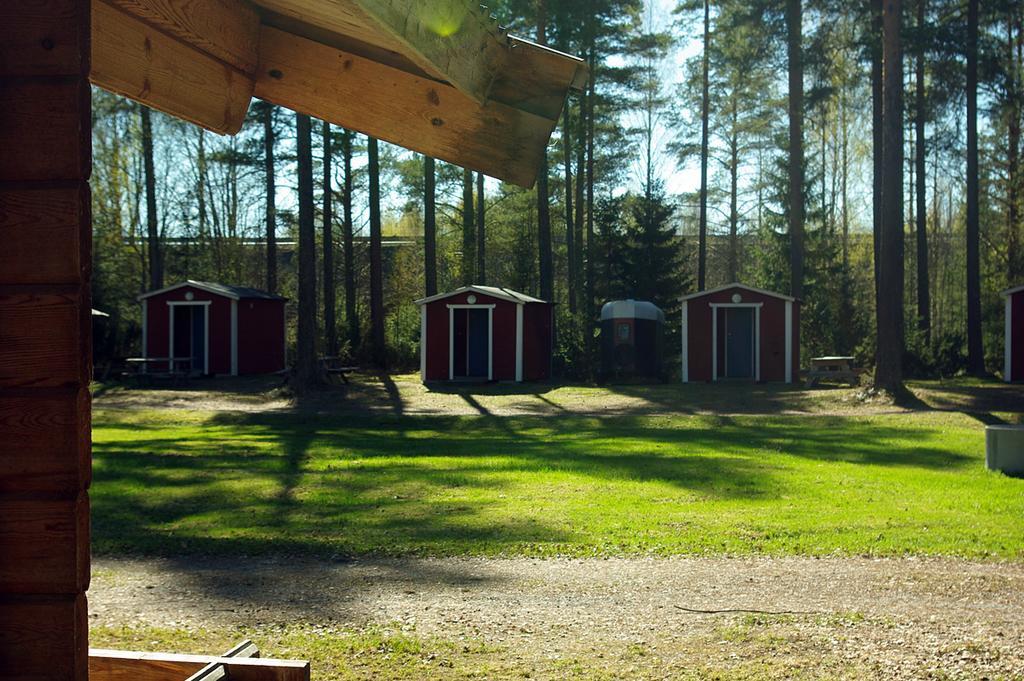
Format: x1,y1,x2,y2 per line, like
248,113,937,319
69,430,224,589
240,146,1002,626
0,292,84,389
0,187,87,285
0,494,89,594
0,594,88,680
89,649,310,681
0,390,91,494
90,0,254,134
102,0,260,74
0,80,91,183
254,26,554,187
0,0,88,77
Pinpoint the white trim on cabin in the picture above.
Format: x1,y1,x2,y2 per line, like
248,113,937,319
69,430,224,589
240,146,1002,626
446,304,495,381
167,300,211,375
420,304,427,382
141,301,148,360
515,303,524,382
1006,294,1013,383
681,282,796,303
415,284,546,306
784,300,793,384
681,300,689,383
709,302,762,382
230,300,238,376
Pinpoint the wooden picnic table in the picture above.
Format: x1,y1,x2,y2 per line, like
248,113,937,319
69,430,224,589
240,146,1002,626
318,356,357,384
125,357,192,385
805,356,861,387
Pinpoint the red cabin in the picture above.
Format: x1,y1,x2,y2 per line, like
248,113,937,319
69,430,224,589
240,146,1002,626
680,283,800,384
139,281,287,376
1004,285,1024,382
416,286,553,382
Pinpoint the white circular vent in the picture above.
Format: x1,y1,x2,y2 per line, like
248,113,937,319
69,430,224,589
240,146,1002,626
467,294,477,304
185,292,194,301
731,293,742,304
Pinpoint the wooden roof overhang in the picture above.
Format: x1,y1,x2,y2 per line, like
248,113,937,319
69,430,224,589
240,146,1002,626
88,0,588,186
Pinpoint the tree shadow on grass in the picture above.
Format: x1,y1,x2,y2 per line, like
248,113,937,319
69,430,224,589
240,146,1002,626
92,411,972,564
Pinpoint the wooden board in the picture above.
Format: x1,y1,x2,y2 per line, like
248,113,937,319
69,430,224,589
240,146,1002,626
102,0,260,73
90,649,310,681
0,80,91,183
0,390,91,494
0,494,90,594
255,26,554,186
0,292,84,389
90,0,254,134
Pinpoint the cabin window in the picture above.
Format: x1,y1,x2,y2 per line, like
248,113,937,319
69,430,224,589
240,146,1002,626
617,323,630,340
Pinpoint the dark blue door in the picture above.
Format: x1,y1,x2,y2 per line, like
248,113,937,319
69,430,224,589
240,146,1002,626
467,308,489,377
725,307,754,379
191,306,206,374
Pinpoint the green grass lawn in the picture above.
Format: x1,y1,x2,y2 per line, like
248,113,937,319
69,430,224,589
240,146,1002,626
91,407,1024,559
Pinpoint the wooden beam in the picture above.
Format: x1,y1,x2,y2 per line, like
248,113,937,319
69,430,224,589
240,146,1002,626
492,36,588,120
254,26,554,186
90,0,254,134
89,649,310,681
102,0,260,74
349,0,508,104
0,1,91,678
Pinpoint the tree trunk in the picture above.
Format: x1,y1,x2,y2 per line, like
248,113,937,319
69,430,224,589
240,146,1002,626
697,0,711,291
537,0,553,303
141,105,162,291
876,0,905,393
915,0,930,342
323,121,337,356
585,42,596,374
262,104,277,295
476,170,486,285
368,136,386,367
872,0,883,304
728,99,739,283
295,113,318,389
966,0,984,375
342,130,359,349
424,156,437,296
461,168,475,285
786,0,805,300
1007,15,1022,282
563,105,576,311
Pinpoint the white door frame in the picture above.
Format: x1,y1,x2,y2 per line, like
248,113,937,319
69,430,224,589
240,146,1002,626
681,300,689,383
167,301,211,375
710,303,762,382
447,304,495,380
1006,295,1013,383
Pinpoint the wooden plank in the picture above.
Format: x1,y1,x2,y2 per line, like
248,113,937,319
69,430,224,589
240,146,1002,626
254,26,554,187
0,186,86,285
0,494,89,594
0,0,88,77
103,0,260,74
0,292,83,389
491,37,587,120
349,0,508,104
0,390,90,494
0,594,88,680
90,0,254,134
89,649,310,681
0,79,90,183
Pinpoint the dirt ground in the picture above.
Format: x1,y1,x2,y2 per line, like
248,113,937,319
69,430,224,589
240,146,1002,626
93,372,1024,420
91,556,1024,679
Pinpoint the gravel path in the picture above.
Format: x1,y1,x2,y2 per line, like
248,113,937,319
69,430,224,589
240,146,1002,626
91,556,1024,678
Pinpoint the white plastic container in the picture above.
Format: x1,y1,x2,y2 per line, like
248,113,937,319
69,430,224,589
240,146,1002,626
985,425,1024,477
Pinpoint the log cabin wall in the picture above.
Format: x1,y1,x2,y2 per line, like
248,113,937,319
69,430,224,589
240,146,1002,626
0,1,92,678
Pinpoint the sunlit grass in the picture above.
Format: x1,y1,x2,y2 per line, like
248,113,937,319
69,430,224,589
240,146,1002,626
90,407,1024,559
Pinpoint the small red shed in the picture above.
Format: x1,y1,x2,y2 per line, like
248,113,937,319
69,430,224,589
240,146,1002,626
680,283,799,384
415,285,553,382
139,281,287,376
1004,285,1024,382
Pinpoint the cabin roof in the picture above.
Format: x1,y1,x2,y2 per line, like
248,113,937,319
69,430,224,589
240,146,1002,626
138,280,287,302
90,0,586,186
414,285,547,306
680,282,797,303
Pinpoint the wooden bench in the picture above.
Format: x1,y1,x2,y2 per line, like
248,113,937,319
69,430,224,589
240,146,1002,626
318,356,357,384
90,639,309,681
805,356,862,387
